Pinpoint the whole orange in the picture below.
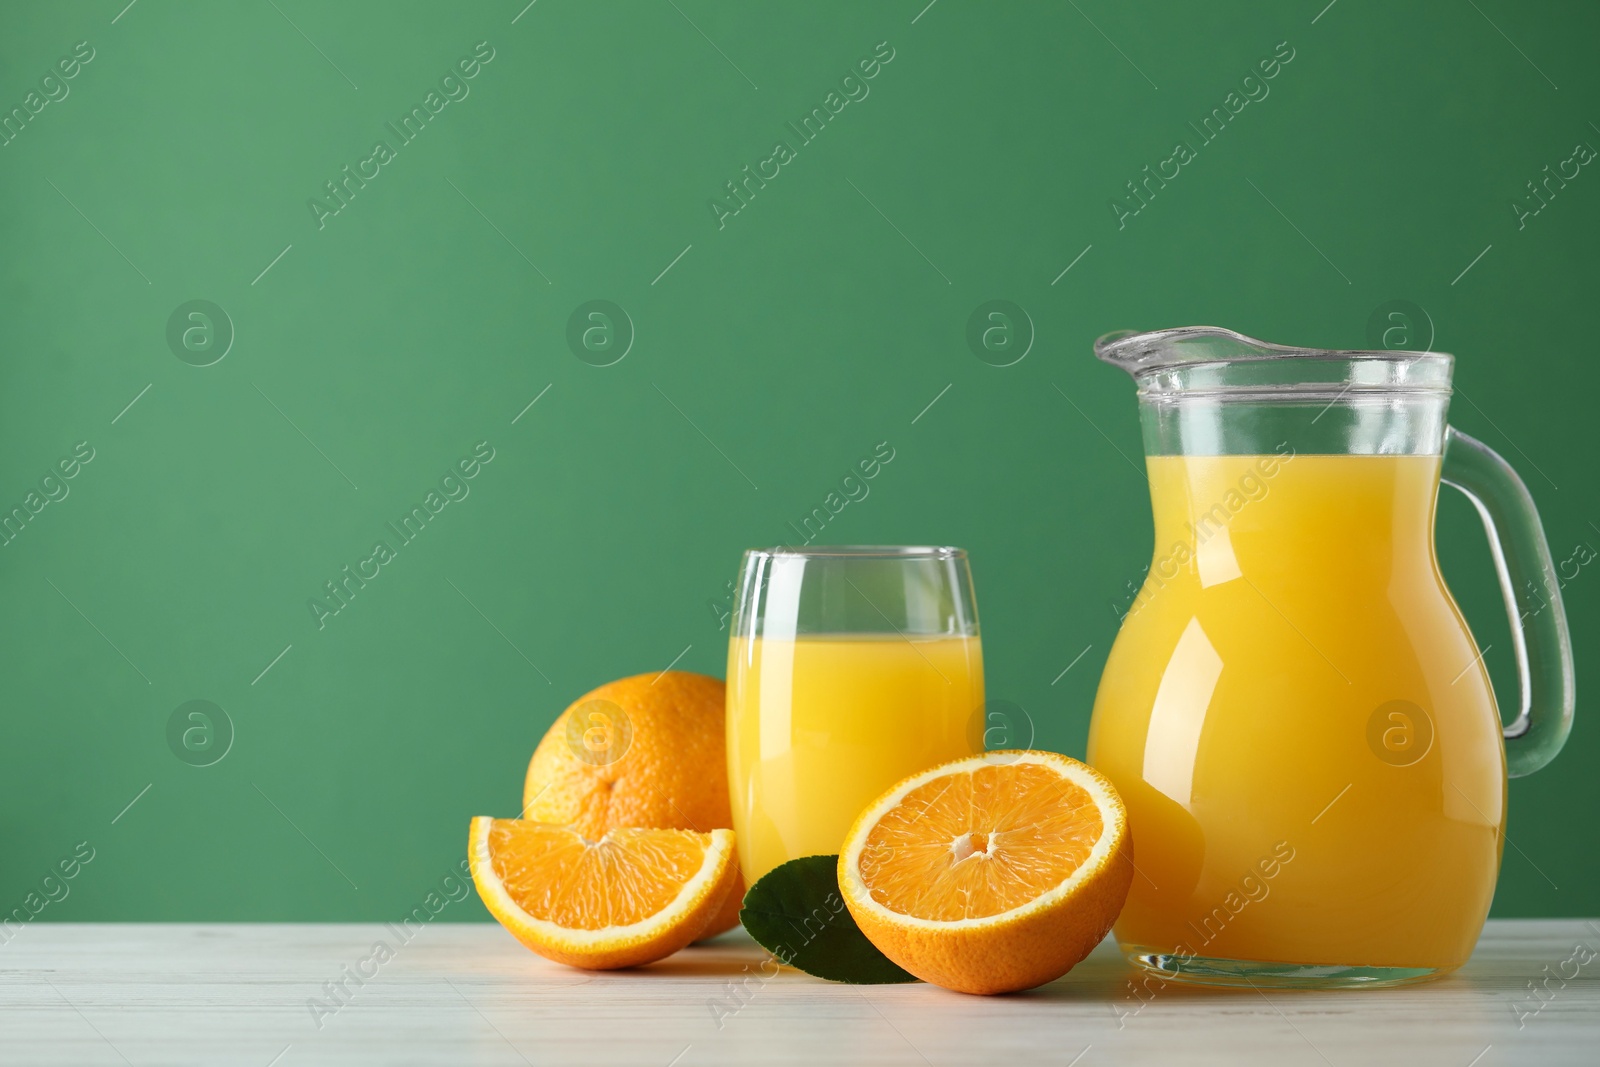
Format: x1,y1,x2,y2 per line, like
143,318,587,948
522,671,744,934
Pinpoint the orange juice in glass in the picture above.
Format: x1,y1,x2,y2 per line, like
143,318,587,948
726,547,984,884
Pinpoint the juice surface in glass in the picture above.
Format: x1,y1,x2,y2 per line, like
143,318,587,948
1087,453,1506,971
727,633,983,883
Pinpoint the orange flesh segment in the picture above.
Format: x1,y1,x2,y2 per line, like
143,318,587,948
487,821,711,929
858,762,1104,921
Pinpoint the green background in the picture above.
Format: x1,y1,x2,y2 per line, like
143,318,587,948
1,0,1594,923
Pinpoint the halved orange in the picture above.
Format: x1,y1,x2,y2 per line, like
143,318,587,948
838,750,1133,994
468,817,738,970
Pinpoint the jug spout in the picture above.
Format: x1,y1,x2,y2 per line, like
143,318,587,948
1094,326,1453,457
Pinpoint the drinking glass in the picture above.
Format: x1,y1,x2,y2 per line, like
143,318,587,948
726,546,985,885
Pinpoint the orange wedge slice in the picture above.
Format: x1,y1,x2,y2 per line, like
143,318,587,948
468,817,738,970
838,751,1133,994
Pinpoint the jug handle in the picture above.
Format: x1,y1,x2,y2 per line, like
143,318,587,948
1440,427,1576,777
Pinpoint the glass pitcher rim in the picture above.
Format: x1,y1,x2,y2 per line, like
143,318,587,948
1095,325,1454,373
1098,325,1453,455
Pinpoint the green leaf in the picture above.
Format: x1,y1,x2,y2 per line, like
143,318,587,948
739,855,918,984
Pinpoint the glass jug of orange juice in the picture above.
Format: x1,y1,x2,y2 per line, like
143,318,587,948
1087,327,1575,988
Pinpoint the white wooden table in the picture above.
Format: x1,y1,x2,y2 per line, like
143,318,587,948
2,921,1595,1065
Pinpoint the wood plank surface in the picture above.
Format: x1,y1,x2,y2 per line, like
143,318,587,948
1,920,1595,1065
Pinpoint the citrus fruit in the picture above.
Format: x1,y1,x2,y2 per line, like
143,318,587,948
522,671,744,934
468,816,738,970
837,750,1133,994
